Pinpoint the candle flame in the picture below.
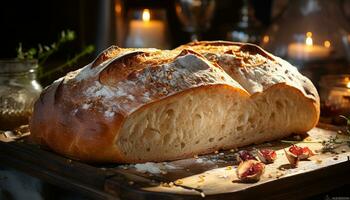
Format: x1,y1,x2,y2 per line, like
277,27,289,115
306,32,312,37
262,35,269,43
305,32,313,46
306,36,313,46
324,40,331,48
142,9,150,22
347,82,350,89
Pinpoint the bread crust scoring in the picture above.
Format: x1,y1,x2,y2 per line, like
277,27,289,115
29,41,320,163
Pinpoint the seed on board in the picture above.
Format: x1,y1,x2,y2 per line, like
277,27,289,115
175,179,183,185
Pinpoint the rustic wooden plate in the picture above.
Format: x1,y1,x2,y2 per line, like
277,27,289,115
0,124,349,200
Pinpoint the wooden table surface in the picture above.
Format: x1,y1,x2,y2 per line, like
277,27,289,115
0,124,350,200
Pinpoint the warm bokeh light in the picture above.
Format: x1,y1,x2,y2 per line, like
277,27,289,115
324,40,331,48
306,32,312,37
262,35,269,43
142,9,151,22
115,3,122,14
347,82,350,89
306,36,313,46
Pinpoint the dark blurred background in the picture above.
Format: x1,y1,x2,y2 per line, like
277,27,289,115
0,0,277,85
0,0,272,57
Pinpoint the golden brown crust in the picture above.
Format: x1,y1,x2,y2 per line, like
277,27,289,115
30,48,243,162
176,41,319,103
29,41,320,163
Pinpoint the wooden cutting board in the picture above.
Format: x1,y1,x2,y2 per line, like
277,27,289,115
0,124,350,200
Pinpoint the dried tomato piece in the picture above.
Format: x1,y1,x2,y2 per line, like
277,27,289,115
236,160,265,182
257,149,277,164
237,150,257,162
284,149,299,168
289,145,314,160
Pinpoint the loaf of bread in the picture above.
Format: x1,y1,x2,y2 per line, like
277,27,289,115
29,41,320,163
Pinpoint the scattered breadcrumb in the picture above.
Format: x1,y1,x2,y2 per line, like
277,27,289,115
276,171,284,178
200,192,206,198
175,179,183,185
218,175,228,179
161,182,173,188
198,175,206,183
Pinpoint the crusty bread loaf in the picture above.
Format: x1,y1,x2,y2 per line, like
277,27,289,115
29,41,320,163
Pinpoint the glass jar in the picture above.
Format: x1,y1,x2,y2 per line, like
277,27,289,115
319,74,350,124
226,0,262,44
175,0,216,41
0,60,42,130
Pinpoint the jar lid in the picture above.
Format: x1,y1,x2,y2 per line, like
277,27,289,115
319,74,350,88
0,59,38,74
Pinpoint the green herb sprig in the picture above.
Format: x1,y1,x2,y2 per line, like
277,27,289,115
281,115,350,153
39,45,94,78
17,30,94,79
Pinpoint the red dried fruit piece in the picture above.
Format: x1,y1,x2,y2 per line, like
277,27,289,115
289,145,314,160
237,150,257,162
284,149,299,168
236,160,265,182
257,149,277,164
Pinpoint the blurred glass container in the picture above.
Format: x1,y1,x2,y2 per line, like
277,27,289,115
261,0,350,84
0,60,42,130
226,0,262,44
175,0,216,41
124,8,170,49
319,74,350,123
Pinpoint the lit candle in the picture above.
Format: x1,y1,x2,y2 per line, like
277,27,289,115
287,32,331,61
125,9,166,49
